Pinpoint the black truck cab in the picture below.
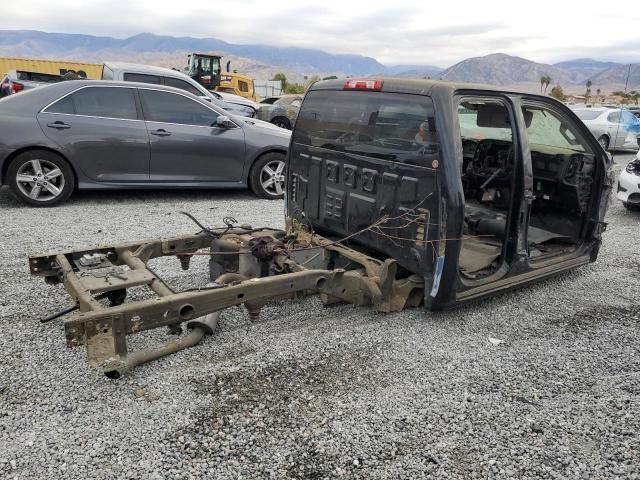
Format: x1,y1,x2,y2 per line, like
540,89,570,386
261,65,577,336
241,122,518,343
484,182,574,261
286,78,611,310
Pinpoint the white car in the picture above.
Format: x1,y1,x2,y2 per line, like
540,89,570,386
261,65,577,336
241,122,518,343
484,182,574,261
617,149,640,210
573,107,640,151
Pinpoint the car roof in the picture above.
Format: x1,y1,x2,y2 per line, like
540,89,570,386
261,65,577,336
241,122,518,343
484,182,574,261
310,77,557,100
0,79,220,116
104,62,194,81
57,79,206,97
573,107,608,113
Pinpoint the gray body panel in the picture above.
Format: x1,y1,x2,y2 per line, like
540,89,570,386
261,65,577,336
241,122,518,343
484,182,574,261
37,111,150,182
146,121,246,182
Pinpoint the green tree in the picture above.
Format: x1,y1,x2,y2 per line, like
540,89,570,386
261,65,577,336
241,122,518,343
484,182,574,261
272,73,288,90
549,85,567,102
283,83,306,94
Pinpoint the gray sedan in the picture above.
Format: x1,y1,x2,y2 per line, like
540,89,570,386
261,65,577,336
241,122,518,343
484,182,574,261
0,80,291,206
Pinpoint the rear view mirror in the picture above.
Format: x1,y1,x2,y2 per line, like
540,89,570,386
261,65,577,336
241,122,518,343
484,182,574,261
215,115,233,128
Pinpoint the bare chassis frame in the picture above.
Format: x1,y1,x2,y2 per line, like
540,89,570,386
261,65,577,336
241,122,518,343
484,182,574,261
29,226,424,377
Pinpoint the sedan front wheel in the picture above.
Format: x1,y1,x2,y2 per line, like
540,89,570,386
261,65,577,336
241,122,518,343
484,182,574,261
7,150,75,206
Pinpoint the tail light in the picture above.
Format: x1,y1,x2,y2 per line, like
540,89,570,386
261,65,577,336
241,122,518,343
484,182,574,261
11,81,24,93
343,79,383,91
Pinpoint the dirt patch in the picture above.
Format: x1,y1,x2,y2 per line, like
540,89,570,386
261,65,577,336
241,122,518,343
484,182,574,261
546,304,640,332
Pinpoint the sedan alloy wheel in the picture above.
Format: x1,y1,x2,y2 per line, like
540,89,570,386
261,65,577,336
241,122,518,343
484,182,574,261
260,160,286,197
16,158,66,202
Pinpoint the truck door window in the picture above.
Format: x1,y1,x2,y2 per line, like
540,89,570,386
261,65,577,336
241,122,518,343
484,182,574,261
162,77,202,96
123,73,162,85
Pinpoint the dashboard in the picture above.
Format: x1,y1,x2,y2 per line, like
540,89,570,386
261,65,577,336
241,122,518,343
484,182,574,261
461,137,595,213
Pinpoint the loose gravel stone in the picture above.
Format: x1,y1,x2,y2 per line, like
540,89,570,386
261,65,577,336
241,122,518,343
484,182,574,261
0,155,639,479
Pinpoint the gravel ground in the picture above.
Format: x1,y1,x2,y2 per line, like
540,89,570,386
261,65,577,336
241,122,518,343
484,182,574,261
0,155,639,479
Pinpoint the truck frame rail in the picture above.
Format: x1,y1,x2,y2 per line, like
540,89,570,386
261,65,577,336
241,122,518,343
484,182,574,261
29,225,424,377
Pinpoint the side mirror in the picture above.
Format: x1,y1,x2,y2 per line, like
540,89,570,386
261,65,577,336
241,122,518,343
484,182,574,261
200,96,212,103
215,115,233,128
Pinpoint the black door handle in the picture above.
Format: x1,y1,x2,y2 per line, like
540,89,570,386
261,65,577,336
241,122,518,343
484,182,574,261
47,121,70,129
150,129,171,137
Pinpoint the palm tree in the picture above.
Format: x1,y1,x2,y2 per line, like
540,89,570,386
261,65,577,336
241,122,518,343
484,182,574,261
540,76,545,93
544,76,552,94
585,80,592,103
596,88,601,104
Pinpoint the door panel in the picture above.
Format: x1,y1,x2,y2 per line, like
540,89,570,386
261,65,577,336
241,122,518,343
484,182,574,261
139,89,246,182
37,86,150,182
145,122,246,181
37,114,150,182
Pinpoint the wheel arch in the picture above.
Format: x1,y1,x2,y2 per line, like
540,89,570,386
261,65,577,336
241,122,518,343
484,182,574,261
246,148,288,179
597,133,610,146
1,146,78,188
270,116,291,128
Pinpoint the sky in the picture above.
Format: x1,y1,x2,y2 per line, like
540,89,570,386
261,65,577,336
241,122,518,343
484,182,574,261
2,0,639,67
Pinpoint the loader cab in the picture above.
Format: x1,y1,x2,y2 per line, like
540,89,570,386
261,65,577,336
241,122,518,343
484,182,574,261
186,53,221,90
286,79,610,310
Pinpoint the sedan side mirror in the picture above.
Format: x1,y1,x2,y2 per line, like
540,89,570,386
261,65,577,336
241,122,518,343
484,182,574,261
215,115,233,128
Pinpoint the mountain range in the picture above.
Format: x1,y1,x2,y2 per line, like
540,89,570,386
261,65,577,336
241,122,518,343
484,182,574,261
0,30,638,93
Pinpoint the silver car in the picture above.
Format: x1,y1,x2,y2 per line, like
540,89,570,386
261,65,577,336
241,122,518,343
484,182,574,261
102,62,260,118
0,80,290,206
256,94,303,130
573,107,640,151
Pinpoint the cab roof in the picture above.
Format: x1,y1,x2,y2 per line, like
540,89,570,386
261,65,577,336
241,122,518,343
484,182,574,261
308,77,549,100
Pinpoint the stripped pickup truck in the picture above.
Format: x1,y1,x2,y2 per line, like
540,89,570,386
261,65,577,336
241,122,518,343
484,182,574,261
29,79,612,377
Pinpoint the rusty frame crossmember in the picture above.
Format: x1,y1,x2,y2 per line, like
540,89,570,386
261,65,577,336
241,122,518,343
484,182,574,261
29,226,424,377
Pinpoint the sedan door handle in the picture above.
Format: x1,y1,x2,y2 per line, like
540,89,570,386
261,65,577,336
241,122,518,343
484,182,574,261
150,129,171,137
46,121,70,130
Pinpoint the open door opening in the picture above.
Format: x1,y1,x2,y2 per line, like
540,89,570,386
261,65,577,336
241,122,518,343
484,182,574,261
457,99,517,280
520,104,597,260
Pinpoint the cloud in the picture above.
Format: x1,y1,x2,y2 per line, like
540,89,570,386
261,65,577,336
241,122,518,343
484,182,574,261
0,0,638,67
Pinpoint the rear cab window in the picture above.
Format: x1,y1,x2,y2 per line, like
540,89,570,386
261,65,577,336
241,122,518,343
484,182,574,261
163,77,203,96
293,90,440,164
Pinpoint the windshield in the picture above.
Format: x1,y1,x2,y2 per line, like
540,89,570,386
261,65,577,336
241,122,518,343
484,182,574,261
292,90,440,165
188,55,221,89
